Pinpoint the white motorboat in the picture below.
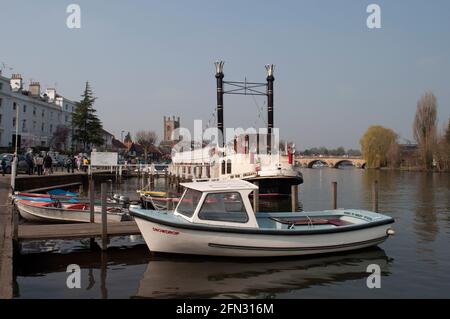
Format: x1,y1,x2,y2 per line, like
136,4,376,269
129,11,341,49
130,180,395,257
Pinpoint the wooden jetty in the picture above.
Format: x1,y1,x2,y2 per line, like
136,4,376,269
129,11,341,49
17,221,139,241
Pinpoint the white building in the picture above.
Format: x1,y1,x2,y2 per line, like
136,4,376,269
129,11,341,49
0,72,76,151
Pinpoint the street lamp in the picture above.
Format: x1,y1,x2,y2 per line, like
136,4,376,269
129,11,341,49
121,130,125,142
11,102,19,191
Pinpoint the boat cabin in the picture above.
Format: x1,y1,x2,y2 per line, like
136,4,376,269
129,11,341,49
174,180,259,228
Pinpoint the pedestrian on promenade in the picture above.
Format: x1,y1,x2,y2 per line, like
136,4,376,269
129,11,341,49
1,157,6,176
83,157,89,173
43,153,53,175
35,154,44,176
26,151,34,175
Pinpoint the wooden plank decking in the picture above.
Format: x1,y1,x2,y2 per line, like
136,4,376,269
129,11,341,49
18,221,140,241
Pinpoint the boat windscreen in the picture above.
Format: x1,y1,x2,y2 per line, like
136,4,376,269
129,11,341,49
176,189,202,218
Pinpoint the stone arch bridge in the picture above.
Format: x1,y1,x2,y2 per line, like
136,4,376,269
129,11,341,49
296,156,366,169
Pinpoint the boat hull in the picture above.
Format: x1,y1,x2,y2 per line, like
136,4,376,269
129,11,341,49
16,201,125,224
134,216,392,257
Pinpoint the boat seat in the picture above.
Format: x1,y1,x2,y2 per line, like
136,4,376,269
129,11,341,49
270,217,350,227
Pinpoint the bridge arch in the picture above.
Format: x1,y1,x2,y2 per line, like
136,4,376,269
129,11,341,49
307,160,329,168
333,160,356,169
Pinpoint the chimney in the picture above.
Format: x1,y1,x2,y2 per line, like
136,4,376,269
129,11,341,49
10,74,23,92
29,82,41,97
45,88,56,103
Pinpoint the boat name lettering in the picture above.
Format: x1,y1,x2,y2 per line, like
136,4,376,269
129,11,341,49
152,227,179,235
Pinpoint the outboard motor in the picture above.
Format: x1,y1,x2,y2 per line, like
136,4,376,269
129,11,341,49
113,194,121,203
119,195,130,208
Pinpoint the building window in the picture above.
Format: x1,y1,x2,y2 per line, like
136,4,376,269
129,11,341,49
0,114,2,124
65,104,68,110
0,83,3,90
0,98,2,107
72,106,74,112
41,123,44,132
50,124,53,133
65,115,68,122
23,105,27,113
33,107,36,116
33,121,36,129
13,102,16,110
22,120,26,130
42,110,45,117
13,117,16,127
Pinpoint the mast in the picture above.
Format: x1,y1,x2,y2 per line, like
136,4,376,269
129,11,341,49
215,61,225,148
266,64,274,154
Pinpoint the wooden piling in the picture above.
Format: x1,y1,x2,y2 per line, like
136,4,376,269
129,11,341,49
291,184,299,212
253,181,259,213
101,183,108,251
331,181,337,210
89,179,95,223
372,180,379,212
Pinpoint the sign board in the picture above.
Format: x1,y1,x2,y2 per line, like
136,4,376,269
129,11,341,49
90,152,118,166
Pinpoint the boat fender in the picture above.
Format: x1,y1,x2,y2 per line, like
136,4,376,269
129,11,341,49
386,228,395,236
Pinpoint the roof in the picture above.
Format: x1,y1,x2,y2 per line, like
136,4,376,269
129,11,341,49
180,180,258,192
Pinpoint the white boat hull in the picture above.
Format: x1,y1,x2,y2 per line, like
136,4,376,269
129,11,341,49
134,217,391,257
16,201,125,224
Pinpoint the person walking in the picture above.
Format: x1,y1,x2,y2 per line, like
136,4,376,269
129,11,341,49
26,151,34,175
83,157,89,173
35,154,44,176
1,157,6,176
43,153,53,175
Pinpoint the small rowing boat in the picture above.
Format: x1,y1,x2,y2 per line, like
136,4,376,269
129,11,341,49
130,180,395,257
15,199,130,223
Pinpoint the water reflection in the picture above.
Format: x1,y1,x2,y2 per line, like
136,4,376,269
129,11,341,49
134,248,391,299
414,172,439,243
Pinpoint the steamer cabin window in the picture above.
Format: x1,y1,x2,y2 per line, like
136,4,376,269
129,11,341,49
177,189,202,218
198,192,248,223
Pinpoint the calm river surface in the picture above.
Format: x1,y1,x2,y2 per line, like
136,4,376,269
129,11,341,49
14,169,450,298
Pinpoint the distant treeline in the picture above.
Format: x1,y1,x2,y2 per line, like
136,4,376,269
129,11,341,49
300,147,361,157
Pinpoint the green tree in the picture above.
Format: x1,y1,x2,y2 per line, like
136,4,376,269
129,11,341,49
413,92,438,169
72,82,103,151
360,125,398,168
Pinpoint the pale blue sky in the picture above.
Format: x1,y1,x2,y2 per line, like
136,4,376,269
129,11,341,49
1,0,449,149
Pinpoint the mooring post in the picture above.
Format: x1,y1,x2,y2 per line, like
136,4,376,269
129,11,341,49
291,184,299,212
372,180,379,212
253,181,259,213
89,179,95,223
101,183,108,251
331,181,337,210
166,197,173,211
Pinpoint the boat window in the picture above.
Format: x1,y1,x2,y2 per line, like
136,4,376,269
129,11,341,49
176,189,202,218
198,192,248,223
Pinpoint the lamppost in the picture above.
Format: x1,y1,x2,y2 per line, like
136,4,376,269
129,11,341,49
121,130,125,142
11,103,19,191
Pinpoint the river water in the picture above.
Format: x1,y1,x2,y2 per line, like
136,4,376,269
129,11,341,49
13,169,450,298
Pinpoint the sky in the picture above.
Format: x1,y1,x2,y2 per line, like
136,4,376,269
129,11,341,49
1,0,449,149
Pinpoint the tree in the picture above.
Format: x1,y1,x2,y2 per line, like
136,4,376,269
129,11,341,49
360,125,398,168
413,92,438,169
72,82,103,152
50,125,71,151
135,130,158,163
446,118,450,144
124,132,132,144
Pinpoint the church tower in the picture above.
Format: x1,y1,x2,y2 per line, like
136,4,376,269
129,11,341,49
163,116,180,141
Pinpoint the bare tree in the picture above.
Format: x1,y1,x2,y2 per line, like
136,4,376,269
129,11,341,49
413,92,438,169
50,125,71,151
135,130,158,163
